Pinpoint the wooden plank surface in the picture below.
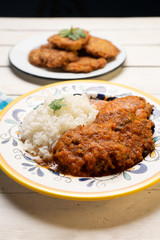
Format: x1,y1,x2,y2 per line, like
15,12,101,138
0,17,160,30
0,185,160,240
1,30,160,45
0,67,160,96
0,167,160,240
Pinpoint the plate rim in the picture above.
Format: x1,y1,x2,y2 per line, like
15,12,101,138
8,33,126,80
0,80,160,200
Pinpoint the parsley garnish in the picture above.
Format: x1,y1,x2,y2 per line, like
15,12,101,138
59,27,86,41
49,98,66,113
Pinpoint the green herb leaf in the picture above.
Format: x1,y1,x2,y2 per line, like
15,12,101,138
68,34,79,41
59,27,86,41
49,98,66,113
79,31,86,38
59,29,70,37
74,28,86,38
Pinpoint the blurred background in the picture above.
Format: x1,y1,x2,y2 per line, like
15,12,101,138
0,0,160,17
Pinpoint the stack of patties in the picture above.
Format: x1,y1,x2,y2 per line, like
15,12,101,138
29,28,120,73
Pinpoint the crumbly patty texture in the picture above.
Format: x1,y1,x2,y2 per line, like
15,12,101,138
48,30,90,51
85,36,120,59
39,48,78,68
50,96,155,177
28,49,43,67
29,47,78,68
63,56,107,73
28,29,121,72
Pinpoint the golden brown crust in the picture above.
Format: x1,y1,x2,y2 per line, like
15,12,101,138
29,47,78,68
28,43,54,67
63,56,107,73
40,48,78,68
28,49,43,67
85,36,120,59
29,30,120,73
48,30,90,51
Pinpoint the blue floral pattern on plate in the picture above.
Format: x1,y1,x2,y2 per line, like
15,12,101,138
0,82,160,199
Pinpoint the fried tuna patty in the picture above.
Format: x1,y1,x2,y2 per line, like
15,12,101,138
85,36,120,59
51,96,155,177
48,30,90,51
63,56,107,73
29,47,78,68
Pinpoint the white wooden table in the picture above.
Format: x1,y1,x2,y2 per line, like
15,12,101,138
0,17,160,240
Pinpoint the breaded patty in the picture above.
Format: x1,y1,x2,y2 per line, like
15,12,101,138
85,36,120,59
63,56,107,73
28,48,43,67
40,48,78,68
29,47,78,68
28,43,54,67
48,30,90,51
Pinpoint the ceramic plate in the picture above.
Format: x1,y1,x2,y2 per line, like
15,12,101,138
9,33,126,80
0,80,160,200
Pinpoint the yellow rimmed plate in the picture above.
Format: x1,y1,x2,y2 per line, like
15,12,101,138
0,80,160,201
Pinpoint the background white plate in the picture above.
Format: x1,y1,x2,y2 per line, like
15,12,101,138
9,33,126,80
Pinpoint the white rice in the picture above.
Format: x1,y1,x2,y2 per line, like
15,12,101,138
20,94,98,161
